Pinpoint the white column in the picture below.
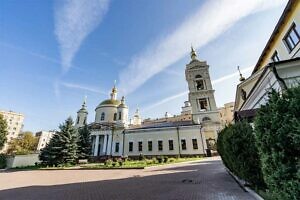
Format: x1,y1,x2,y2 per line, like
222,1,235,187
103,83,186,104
103,134,107,154
93,135,99,156
107,135,112,155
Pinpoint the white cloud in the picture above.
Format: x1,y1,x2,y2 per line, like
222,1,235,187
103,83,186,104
55,0,110,72
142,66,253,111
118,0,285,95
61,82,107,94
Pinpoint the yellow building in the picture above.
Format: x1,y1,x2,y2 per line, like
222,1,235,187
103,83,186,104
0,110,24,153
218,102,234,127
235,0,300,119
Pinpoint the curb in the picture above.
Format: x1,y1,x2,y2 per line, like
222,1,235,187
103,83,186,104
144,158,204,169
226,168,264,200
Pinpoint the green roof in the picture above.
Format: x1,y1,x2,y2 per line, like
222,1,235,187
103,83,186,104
99,99,121,106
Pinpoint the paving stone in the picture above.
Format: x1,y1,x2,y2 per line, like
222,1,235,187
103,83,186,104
0,157,255,200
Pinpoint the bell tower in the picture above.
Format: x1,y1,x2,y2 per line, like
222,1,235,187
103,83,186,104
185,47,220,124
75,97,88,128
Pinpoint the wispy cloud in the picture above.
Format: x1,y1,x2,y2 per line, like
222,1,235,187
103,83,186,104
61,82,107,94
118,0,285,95
0,41,60,65
211,66,253,85
143,66,253,111
55,0,110,72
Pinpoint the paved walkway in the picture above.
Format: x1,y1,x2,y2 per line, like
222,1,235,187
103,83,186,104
0,157,255,200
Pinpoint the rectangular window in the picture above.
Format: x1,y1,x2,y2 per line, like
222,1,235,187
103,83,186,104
168,140,174,150
115,142,119,153
148,141,152,151
271,51,280,62
158,140,163,151
192,139,198,150
283,23,300,52
138,141,143,152
198,98,208,110
181,139,187,150
129,142,133,152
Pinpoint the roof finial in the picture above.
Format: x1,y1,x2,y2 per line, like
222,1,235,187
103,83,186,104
237,66,245,82
121,96,125,104
82,96,87,107
112,80,117,94
191,45,197,60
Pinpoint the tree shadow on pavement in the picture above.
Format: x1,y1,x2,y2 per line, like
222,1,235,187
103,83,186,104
0,159,254,200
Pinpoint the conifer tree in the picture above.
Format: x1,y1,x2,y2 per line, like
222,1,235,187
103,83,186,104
77,125,91,159
255,87,300,200
40,117,78,166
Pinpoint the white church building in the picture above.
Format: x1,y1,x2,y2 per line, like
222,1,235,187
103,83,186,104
75,48,221,158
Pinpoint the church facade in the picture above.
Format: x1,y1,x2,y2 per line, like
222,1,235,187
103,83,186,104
75,48,221,158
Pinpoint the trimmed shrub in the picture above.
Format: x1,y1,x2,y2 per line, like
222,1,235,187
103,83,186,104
104,159,113,166
217,121,265,188
254,87,300,200
0,154,6,169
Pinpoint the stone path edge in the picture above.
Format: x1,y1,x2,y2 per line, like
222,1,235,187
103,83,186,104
226,168,264,200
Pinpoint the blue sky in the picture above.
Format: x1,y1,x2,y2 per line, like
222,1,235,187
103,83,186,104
0,0,287,132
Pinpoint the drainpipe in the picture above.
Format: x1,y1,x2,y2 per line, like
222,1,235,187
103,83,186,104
176,126,181,157
122,130,125,157
271,63,287,90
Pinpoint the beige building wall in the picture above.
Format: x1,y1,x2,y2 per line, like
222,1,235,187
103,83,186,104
36,131,55,151
143,114,192,125
0,110,24,153
218,102,234,126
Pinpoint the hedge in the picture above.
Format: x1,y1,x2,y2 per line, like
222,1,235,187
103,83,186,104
254,87,300,200
217,121,265,188
0,154,6,169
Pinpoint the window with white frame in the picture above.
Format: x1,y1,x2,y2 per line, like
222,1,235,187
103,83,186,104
129,142,133,152
158,140,163,151
192,139,198,150
181,139,187,150
168,140,174,150
115,142,119,153
101,112,105,121
148,141,152,151
138,141,143,152
271,51,280,62
283,23,300,52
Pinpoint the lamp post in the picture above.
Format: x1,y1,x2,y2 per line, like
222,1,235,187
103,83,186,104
197,118,206,156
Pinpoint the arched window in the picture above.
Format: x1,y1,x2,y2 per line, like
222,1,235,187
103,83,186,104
76,116,80,124
195,74,205,90
202,117,211,122
101,112,105,121
113,113,117,121
118,112,122,120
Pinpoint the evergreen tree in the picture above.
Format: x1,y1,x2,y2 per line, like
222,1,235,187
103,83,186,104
39,117,78,166
255,87,300,200
77,125,91,159
0,114,8,150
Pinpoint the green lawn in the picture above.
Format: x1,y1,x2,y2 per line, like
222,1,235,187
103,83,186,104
10,156,204,170
81,157,204,169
